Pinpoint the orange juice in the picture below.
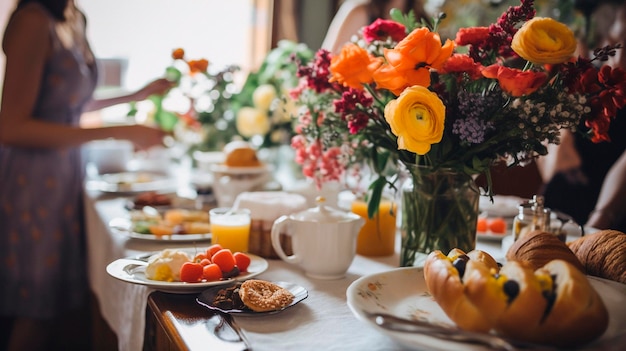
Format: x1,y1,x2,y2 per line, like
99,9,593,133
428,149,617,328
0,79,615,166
209,208,251,253
351,199,397,256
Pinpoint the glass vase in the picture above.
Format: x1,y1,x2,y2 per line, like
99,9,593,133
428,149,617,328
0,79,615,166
400,164,480,267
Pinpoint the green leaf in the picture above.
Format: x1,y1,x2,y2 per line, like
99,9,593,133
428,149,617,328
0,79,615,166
164,66,182,83
367,177,386,218
154,110,179,132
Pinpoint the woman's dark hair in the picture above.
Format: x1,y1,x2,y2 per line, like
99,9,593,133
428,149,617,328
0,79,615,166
17,0,70,21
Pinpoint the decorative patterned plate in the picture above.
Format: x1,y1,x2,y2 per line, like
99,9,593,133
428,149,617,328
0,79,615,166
346,267,626,350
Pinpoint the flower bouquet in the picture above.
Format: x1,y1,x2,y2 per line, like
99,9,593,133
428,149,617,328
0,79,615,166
289,0,625,266
144,48,241,152
231,41,313,148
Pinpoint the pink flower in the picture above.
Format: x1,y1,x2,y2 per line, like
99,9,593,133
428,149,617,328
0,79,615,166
362,18,406,43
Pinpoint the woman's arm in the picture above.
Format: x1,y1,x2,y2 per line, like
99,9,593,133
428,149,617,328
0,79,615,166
586,150,626,230
321,0,370,54
83,78,174,112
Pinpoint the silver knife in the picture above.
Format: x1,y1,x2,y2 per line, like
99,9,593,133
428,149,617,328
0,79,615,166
366,312,556,351
203,312,251,351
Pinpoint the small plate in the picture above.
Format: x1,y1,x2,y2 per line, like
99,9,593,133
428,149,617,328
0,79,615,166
196,281,308,315
209,164,271,175
109,218,212,243
106,250,268,294
476,231,508,242
90,171,176,194
347,267,626,351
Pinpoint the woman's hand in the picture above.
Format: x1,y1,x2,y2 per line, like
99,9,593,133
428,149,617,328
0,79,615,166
133,78,175,101
124,124,171,151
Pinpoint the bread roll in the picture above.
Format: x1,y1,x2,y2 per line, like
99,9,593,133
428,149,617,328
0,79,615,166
506,230,585,272
223,141,261,167
423,250,493,332
492,261,548,341
423,249,609,347
532,260,609,347
568,229,626,284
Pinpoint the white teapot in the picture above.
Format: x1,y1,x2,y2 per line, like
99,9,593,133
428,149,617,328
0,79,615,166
271,196,365,279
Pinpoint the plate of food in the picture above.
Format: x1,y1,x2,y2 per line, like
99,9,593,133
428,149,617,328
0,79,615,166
91,171,176,194
197,280,308,315
347,260,626,350
109,208,212,242
476,216,509,242
106,248,268,294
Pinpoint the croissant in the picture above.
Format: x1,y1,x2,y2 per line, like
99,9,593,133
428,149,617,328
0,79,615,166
568,230,626,284
506,230,585,272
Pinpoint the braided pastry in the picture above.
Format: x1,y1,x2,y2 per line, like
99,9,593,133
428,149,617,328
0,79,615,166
423,249,609,347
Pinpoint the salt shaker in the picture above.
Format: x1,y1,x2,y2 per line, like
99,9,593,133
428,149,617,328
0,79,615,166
513,195,551,241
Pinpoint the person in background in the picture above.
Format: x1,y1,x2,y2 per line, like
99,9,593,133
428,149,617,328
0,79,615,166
537,0,626,232
0,0,173,350
321,0,430,54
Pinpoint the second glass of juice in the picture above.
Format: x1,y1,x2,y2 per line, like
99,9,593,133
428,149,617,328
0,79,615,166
209,208,251,253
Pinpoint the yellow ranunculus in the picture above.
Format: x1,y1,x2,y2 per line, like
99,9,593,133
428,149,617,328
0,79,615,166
511,17,577,65
236,106,270,137
384,85,445,155
252,84,277,111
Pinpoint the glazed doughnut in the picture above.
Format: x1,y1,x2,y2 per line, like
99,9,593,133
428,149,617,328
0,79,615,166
239,279,294,312
424,249,609,348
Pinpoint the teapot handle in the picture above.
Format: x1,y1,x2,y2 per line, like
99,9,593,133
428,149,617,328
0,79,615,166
271,215,299,264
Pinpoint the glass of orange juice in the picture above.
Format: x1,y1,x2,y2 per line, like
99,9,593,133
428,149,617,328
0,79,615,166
351,198,397,256
209,208,251,253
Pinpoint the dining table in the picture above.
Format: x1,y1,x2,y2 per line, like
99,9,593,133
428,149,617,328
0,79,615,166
83,165,625,351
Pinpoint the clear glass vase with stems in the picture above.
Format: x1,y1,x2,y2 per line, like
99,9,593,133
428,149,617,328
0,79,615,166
400,164,480,267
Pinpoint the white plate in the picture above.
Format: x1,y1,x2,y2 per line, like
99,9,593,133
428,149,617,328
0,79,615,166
90,171,177,194
347,267,626,351
196,281,308,315
209,164,271,175
479,195,525,218
476,231,508,242
109,218,212,243
106,250,269,293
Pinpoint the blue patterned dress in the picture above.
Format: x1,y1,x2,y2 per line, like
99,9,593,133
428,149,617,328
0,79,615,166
0,4,98,319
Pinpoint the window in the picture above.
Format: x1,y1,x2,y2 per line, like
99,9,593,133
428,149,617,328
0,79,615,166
80,0,268,93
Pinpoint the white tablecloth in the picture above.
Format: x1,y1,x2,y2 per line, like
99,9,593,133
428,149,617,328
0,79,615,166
84,190,505,351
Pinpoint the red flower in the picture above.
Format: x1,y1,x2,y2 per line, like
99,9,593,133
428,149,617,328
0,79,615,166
482,64,547,96
439,54,483,80
188,59,209,74
172,48,185,60
362,18,406,43
455,27,490,46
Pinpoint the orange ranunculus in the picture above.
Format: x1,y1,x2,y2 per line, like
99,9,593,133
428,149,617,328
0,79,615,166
482,65,548,96
455,27,490,46
511,17,577,65
384,85,445,155
373,27,455,95
188,59,209,73
330,44,382,90
172,48,185,60
440,54,483,80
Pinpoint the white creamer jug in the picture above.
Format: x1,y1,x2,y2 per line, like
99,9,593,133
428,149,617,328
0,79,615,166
271,197,364,279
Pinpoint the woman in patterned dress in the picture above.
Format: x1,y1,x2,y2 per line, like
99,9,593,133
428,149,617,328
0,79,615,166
0,0,173,349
